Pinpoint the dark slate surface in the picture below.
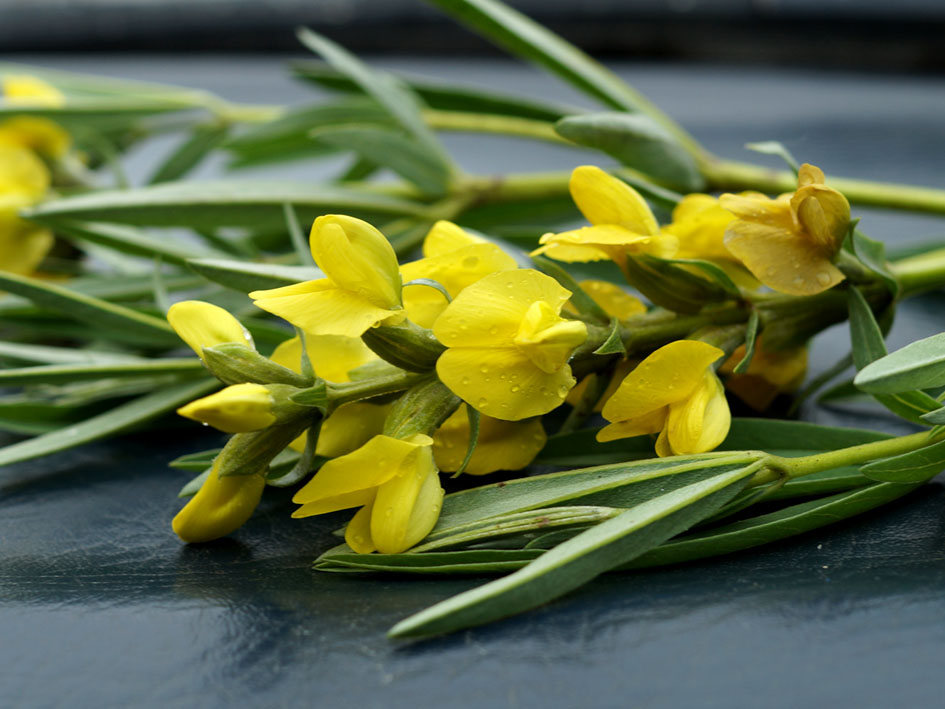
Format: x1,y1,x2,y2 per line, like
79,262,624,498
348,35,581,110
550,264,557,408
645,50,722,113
2,57,945,707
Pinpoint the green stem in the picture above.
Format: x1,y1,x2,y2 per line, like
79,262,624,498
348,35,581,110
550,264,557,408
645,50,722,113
423,109,569,145
763,429,945,482
326,371,428,408
890,247,945,296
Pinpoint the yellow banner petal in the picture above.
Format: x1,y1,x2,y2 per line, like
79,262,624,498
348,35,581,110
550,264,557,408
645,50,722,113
569,165,658,235
371,446,434,554
166,300,254,358
172,462,266,543
422,220,484,257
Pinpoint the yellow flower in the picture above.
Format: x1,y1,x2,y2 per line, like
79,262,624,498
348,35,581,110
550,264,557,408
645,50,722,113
720,338,808,411
166,300,254,360
721,164,850,296
1,75,65,107
0,193,53,276
663,193,735,262
250,215,404,338
564,279,646,319
177,383,276,433
292,433,443,554
172,458,266,543
401,221,518,328
532,165,677,267
599,340,730,457
432,404,547,475
433,269,587,420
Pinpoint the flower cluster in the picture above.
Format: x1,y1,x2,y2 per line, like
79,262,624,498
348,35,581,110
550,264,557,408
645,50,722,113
164,161,857,553
0,75,71,277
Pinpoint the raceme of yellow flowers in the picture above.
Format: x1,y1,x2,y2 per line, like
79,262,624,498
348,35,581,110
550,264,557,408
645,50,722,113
0,75,71,277
162,162,849,550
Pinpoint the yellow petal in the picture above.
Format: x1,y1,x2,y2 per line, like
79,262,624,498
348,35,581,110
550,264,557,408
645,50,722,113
0,143,49,198
251,278,401,338
0,117,70,158
601,340,724,423
166,300,253,359
432,405,547,475
344,500,378,553
664,193,735,261
664,370,730,455
577,280,645,319
436,346,575,420
270,333,377,382
596,407,668,443
309,215,401,309
400,464,444,549
532,224,650,263
0,196,52,275
172,462,265,543
422,220,484,257
371,445,437,554
797,163,825,187
723,220,845,296
514,301,587,374
402,242,518,328
316,402,391,458
718,192,795,228
293,488,376,518
791,185,850,253
292,434,430,504
2,75,65,107
569,165,658,235
177,383,275,434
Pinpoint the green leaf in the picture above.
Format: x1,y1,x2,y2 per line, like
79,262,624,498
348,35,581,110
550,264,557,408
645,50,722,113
388,463,756,637
169,447,222,472
0,378,217,468
284,204,314,267
593,319,627,356
744,141,799,172
25,181,428,230
921,406,945,425
267,423,319,488
452,406,481,477
186,257,320,292
625,481,922,570
0,271,177,346
178,469,210,498
51,220,227,267
314,125,452,197
148,122,231,184
434,453,758,536
854,332,945,394
847,287,939,423
851,229,899,297
860,438,945,483
662,257,740,295
316,548,541,574
296,28,452,171
732,310,760,375
0,359,204,386
425,0,657,114
0,341,142,366
623,254,730,314
291,61,576,122
555,113,703,191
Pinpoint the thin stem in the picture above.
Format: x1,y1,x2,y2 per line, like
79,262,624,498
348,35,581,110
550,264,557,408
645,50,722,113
423,109,569,145
890,247,945,296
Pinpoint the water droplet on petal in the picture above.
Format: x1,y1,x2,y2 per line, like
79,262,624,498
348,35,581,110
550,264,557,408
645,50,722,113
816,271,832,285
384,507,394,518
510,384,521,393
478,397,489,408
479,365,489,374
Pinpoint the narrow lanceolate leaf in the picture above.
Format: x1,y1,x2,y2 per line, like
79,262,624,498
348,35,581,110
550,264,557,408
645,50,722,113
25,181,428,230
148,122,231,184
732,310,760,374
0,378,217,469
860,438,945,483
0,341,142,366
316,548,541,574
0,271,178,346
291,61,577,121
315,125,452,197
434,452,758,533
388,463,758,638
555,113,703,191
187,258,321,292
425,0,656,115
854,332,945,394
851,229,899,297
847,287,939,423
0,359,204,386
296,28,453,171
50,220,227,266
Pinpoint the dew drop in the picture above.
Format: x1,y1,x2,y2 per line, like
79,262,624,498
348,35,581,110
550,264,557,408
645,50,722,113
479,364,490,374
488,325,499,335
792,276,805,287
816,271,832,285
478,397,489,408
511,384,521,393
384,507,394,518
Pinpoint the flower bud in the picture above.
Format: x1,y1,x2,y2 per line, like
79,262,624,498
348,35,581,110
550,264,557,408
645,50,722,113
177,383,277,433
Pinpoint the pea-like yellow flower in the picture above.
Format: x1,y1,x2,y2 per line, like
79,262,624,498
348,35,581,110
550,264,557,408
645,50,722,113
431,404,547,475
177,383,276,434
720,338,808,411
532,165,677,268
433,269,587,420
564,279,646,320
1,75,65,107
292,433,443,554
172,458,266,544
1,76,70,159
166,300,254,359
401,221,518,328
599,340,730,457
663,193,735,262
250,215,404,338
0,130,55,276
721,164,850,296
